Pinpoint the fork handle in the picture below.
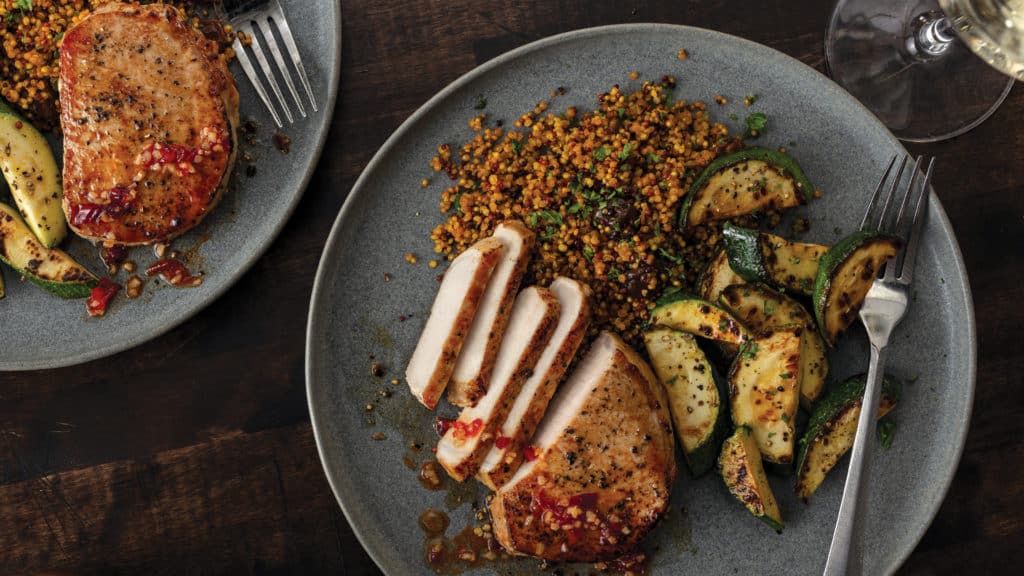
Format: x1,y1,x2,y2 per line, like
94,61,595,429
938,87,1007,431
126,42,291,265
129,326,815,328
823,344,890,576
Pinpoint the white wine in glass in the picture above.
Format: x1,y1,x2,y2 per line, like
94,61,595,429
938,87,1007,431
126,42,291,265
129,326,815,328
940,0,1024,79
826,0,1016,142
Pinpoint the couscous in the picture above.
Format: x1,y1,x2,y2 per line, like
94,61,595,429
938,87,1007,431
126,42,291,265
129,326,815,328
428,77,776,344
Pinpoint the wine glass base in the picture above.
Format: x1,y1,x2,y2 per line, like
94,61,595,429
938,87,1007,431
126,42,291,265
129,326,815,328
826,0,1014,143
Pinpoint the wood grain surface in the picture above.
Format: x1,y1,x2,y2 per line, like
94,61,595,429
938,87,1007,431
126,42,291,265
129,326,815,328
2,1,1022,574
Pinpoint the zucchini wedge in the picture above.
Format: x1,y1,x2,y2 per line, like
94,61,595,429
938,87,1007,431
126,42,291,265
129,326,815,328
795,373,901,501
729,326,802,464
719,283,829,409
697,248,746,302
644,326,729,477
0,99,66,247
650,295,751,345
813,230,900,346
0,202,97,298
719,426,784,531
721,223,828,296
680,147,811,227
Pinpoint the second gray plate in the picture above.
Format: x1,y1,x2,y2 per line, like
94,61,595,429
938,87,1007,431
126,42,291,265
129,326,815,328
0,0,341,370
307,24,975,576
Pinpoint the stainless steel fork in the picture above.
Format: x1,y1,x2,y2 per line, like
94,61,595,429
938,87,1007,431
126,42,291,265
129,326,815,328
226,0,318,128
823,155,935,576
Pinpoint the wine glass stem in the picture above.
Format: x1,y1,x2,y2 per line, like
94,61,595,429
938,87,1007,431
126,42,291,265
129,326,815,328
911,12,957,58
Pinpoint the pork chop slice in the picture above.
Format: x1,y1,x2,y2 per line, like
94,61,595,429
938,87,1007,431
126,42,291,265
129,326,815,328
437,286,559,482
477,277,592,490
448,221,535,407
489,332,676,562
406,237,503,410
59,2,239,245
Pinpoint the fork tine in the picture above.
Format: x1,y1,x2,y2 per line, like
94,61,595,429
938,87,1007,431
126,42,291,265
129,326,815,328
875,156,908,231
258,15,307,118
245,25,294,124
856,154,897,230
896,158,934,284
269,0,318,112
231,36,283,128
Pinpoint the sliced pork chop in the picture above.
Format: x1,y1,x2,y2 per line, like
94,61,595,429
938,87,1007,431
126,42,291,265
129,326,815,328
437,286,559,482
448,221,535,407
489,332,676,562
59,2,239,245
477,277,593,490
406,237,503,410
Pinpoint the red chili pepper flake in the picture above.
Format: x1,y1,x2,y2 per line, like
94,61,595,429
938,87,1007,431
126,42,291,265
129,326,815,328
86,278,120,317
433,416,454,437
101,244,128,269
70,185,135,226
399,315,406,322
451,418,484,442
145,258,203,287
523,445,540,462
494,435,512,450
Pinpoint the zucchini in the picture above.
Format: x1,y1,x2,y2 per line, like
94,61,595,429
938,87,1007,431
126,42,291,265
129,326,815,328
718,284,829,409
0,99,66,247
719,426,784,531
697,248,746,302
650,295,751,344
795,373,901,501
729,326,802,464
679,147,811,227
721,223,828,296
813,230,900,346
644,326,729,477
0,202,97,298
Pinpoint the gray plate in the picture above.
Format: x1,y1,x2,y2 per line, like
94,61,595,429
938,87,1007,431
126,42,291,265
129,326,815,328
306,24,975,576
0,0,341,371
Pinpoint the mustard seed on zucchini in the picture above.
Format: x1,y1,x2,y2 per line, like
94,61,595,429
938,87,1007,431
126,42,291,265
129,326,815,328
718,283,829,410
0,203,97,298
720,223,828,296
679,147,812,227
0,99,66,248
795,373,901,501
644,326,729,477
729,326,802,464
813,230,901,346
719,426,784,531
650,295,751,345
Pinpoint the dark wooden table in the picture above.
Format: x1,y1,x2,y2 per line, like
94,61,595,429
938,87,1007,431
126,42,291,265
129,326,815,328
3,1,1022,574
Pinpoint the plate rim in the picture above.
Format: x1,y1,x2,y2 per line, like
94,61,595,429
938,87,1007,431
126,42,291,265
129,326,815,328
0,0,343,372
305,22,976,575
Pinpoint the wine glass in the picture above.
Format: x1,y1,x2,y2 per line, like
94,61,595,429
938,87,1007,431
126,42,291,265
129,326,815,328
825,0,1018,142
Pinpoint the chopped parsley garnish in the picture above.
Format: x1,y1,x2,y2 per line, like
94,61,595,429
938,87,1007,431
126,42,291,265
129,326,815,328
762,300,775,316
744,112,767,138
583,245,595,260
729,113,738,121
646,152,662,164
473,94,487,110
528,210,563,228
878,420,896,449
781,413,791,423
741,342,759,359
617,107,626,119
510,138,523,155
617,143,635,160
15,0,32,10
593,147,611,162
657,247,682,264
779,372,792,379
607,268,621,281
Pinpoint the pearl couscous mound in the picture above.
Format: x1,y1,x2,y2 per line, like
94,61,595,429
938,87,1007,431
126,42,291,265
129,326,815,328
0,0,235,129
429,77,772,344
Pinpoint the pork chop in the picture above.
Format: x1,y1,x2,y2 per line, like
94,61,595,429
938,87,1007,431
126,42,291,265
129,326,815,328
448,221,535,407
477,277,592,490
489,332,676,562
437,286,559,482
406,237,503,410
59,2,239,245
